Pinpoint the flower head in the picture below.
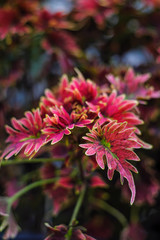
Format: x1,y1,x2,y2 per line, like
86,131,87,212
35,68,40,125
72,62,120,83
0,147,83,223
87,91,143,132
107,68,160,103
1,109,47,160
42,105,93,145
57,71,98,112
80,120,142,204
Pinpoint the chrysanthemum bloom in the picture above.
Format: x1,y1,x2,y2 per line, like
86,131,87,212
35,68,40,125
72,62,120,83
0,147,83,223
80,120,142,204
55,71,98,112
87,91,143,131
42,106,93,145
107,68,160,103
1,109,47,160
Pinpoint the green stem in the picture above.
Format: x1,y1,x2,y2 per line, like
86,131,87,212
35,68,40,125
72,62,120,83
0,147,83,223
91,198,128,227
66,185,86,240
7,177,58,210
1,158,64,166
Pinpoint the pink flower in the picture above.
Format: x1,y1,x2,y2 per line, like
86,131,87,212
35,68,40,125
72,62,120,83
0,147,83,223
0,0,36,39
42,106,93,145
36,10,72,31
0,198,19,239
45,223,96,240
56,70,98,111
121,223,147,240
40,89,62,117
87,91,143,131
0,8,22,39
69,70,98,104
143,0,160,7
41,71,98,113
107,68,160,103
1,109,47,160
80,120,142,204
74,0,119,27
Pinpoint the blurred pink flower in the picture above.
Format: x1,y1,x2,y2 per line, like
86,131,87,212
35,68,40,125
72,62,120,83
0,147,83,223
45,223,96,240
107,68,160,103
0,198,19,239
0,0,38,39
121,223,147,240
74,0,121,27
0,8,26,39
143,0,160,7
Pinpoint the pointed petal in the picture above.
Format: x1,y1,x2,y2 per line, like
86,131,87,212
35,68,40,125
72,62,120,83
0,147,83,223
96,149,105,169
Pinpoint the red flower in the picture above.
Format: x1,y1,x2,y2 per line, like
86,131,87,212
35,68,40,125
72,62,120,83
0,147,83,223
56,71,98,112
80,120,142,204
36,10,72,31
0,1,35,40
42,106,93,145
1,109,47,160
87,91,143,132
107,68,160,103
69,70,98,104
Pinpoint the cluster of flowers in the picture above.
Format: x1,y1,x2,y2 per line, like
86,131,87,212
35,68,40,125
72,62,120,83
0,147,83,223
1,67,160,239
1,0,160,239
1,69,153,205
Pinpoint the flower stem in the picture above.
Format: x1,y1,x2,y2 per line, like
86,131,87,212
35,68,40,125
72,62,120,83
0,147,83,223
91,198,128,227
1,158,63,166
7,177,58,210
66,185,86,240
